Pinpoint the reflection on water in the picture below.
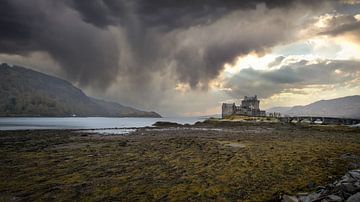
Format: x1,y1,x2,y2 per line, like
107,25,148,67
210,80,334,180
351,123,360,128
0,117,204,131
78,128,137,135
76,126,224,135
145,127,223,132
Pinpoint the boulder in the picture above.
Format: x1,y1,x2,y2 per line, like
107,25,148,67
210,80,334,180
282,170,360,202
346,192,360,202
282,195,299,202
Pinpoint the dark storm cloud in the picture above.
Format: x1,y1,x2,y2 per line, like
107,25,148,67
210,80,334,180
0,0,327,93
71,0,301,29
0,1,37,53
321,21,360,36
224,59,360,98
0,0,120,88
318,14,360,36
68,0,323,90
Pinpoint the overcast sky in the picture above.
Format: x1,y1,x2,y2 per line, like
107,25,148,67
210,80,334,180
1,0,360,116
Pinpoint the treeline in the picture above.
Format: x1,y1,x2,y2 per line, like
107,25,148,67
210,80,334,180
0,63,97,116
0,82,74,116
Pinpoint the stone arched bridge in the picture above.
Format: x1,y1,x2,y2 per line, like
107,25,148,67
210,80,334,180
278,116,360,125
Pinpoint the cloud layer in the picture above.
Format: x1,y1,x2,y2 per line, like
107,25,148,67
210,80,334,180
0,0,359,115
224,58,360,99
0,0,324,88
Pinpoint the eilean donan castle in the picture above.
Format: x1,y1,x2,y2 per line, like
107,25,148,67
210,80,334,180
222,95,266,118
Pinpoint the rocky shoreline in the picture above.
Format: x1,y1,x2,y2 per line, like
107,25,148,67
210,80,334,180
0,121,359,201
282,170,360,202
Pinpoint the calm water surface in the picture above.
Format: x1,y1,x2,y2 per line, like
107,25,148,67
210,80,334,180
0,117,204,131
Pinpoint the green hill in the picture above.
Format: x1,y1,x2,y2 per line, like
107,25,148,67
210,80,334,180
0,63,161,117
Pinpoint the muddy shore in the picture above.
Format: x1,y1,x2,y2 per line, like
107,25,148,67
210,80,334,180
0,121,359,201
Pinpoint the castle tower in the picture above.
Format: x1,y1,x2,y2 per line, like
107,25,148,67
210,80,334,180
222,103,235,118
241,95,260,110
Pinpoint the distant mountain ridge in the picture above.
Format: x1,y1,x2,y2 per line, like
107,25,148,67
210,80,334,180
267,95,360,119
0,63,161,117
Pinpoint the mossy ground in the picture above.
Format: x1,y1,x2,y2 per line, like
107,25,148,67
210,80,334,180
0,122,359,201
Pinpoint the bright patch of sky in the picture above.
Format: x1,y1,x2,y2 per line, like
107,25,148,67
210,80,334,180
274,37,360,60
222,34,360,80
223,54,279,75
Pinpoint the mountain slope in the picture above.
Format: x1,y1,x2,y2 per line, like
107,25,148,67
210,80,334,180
0,63,161,117
266,107,292,114
268,96,360,119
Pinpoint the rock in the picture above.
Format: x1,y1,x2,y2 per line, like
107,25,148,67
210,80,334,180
282,195,299,202
341,183,359,194
346,193,360,202
298,192,320,202
283,170,360,202
324,194,342,202
348,170,360,181
339,170,360,184
152,121,182,127
339,170,360,195
316,186,326,192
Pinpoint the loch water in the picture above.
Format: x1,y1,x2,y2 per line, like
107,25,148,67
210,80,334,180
0,117,204,131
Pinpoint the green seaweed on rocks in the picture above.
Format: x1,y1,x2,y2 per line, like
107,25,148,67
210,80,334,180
0,123,359,201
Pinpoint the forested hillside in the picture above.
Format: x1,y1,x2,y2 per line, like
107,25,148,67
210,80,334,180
0,63,160,117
